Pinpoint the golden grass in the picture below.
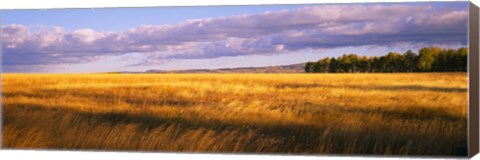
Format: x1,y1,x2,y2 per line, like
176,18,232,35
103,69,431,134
1,73,468,156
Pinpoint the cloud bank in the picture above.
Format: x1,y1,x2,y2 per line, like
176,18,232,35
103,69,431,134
1,4,468,71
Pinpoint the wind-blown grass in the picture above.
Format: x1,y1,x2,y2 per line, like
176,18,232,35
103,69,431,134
2,73,468,156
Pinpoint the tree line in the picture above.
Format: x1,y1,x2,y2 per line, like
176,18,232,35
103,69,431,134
304,47,467,73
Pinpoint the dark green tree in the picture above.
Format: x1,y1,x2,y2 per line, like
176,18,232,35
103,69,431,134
304,47,467,73
329,58,339,73
403,50,418,72
358,56,371,72
304,62,315,73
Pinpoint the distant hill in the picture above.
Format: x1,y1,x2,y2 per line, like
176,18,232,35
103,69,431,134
145,63,306,73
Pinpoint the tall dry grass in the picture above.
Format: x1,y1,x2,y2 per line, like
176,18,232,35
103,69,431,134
1,73,468,156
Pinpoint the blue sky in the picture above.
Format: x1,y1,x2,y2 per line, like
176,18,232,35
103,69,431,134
1,2,467,32
1,2,469,73
1,5,306,32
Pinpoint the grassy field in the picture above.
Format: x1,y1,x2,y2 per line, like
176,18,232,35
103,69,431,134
1,73,468,156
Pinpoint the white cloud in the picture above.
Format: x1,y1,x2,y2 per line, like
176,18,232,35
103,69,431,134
1,3,468,71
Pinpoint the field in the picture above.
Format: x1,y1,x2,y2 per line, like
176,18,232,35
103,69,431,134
1,73,468,156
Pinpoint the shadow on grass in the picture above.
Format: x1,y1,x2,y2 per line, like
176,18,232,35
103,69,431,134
3,103,468,156
277,83,467,93
330,105,466,122
3,87,217,108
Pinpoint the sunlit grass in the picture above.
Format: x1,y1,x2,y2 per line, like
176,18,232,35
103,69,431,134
2,73,468,156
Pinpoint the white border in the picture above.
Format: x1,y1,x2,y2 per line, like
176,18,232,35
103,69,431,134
0,0,478,160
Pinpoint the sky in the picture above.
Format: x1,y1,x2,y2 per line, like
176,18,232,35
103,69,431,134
0,2,469,73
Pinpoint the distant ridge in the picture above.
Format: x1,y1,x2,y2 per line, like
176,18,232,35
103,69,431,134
145,63,305,73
